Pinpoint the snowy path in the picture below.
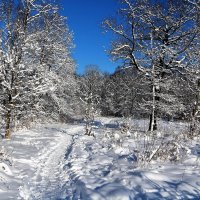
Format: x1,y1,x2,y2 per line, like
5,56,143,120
20,131,71,199
0,120,200,200
0,124,84,200
19,126,84,200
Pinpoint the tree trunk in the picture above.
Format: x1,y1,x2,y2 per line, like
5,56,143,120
148,113,157,131
197,79,200,119
148,68,158,131
190,79,200,133
5,92,12,139
148,34,158,132
5,110,11,139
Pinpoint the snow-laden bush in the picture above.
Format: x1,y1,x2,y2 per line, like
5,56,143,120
0,146,12,172
103,120,132,147
136,130,191,165
104,123,190,166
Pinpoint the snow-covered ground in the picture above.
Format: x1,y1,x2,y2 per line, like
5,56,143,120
0,118,200,200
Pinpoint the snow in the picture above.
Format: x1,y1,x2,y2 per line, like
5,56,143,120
0,118,200,199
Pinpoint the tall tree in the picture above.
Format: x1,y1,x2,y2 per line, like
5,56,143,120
36,9,77,122
103,0,199,130
77,66,103,135
0,0,76,137
186,38,200,134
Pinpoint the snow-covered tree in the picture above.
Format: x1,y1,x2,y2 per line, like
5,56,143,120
0,0,76,138
100,67,144,118
186,39,200,135
187,0,200,8
35,9,77,122
0,0,44,138
103,0,199,130
77,66,103,135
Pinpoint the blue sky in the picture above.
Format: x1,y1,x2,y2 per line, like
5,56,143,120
61,0,121,74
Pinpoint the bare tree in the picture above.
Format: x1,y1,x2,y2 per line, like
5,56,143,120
78,66,103,136
186,39,200,135
103,0,199,130
0,0,76,137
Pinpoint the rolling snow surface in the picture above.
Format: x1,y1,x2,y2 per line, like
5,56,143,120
0,119,199,199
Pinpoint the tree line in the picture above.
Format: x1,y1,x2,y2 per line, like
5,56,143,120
0,0,77,138
79,0,200,134
0,0,199,138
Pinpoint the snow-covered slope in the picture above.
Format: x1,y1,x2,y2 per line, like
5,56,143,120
0,119,199,200
0,124,83,200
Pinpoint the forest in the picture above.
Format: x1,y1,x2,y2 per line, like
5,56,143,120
0,0,199,199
